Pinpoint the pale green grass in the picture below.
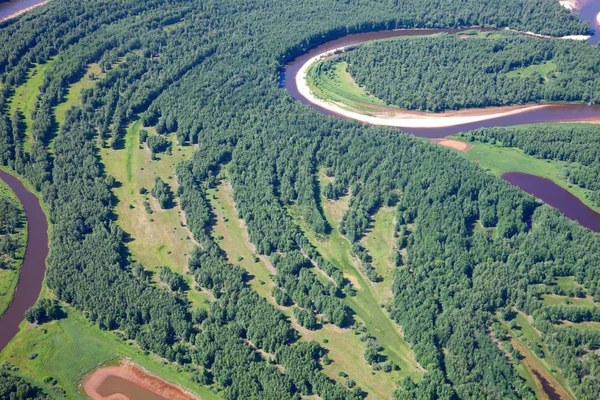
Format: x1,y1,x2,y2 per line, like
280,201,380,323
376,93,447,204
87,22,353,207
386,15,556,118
0,307,221,399
541,294,596,307
0,180,27,317
54,64,104,128
449,136,600,213
208,178,412,398
555,276,578,292
8,61,54,152
360,206,396,298
99,121,207,309
289,171,423,383
307,60,389,113
505,61,557,81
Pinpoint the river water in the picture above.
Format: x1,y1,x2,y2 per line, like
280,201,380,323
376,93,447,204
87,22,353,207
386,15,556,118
0,0,46,21
0,170,49,351
503,172,600,232
281,27,600,232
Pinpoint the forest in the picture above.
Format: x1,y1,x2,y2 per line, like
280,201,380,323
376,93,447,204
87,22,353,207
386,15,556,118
322,32,600,112
0,0,598,399
458,124,600,206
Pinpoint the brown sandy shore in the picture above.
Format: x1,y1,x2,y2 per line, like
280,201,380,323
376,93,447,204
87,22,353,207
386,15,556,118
0,0,49,22
80,359,202,400
430,138,473,152
297,29,592,129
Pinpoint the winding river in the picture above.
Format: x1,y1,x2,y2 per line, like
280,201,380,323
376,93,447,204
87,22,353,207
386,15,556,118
0,0,598,360
0,170,49,351
281,27,600,233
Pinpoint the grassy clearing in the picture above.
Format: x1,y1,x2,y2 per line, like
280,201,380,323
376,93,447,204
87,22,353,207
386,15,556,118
208,178,412,398
0,307,221,399
449,134,600,213
307,60,390,113
98,121,208,309
541,294,596,307
289,171,423,382
554,276,578,292
505,61,557,81
360,206,396,298
54,64,104,128
207,181,275,301
501,311,574,399
8,61,54,152
0,180,27,317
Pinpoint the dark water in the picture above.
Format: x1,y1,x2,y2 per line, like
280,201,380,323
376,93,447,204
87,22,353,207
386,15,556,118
0,0,46,21
0,170,48,352
97,376,167,400
281,28,600,139
578,0,600,44
503,172,600,233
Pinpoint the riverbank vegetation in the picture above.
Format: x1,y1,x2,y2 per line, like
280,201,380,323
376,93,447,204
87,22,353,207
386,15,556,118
315,32,600,112
454,123,600,210
0,178,26,317
1,0,599,399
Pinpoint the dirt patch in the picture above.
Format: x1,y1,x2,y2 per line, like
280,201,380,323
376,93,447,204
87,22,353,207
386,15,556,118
80,359,201,400
430,138,473,152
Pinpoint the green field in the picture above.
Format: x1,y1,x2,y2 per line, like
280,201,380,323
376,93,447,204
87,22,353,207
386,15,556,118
208,177,415,398
8,61,54,152
0,307,221,399
360,206,397,298
449,133,600,213
505,60,557,80
0,180,27,317
54,63,105,129
288,171,423,384
307,60,390,113
99,121,208,309
541,294,596,307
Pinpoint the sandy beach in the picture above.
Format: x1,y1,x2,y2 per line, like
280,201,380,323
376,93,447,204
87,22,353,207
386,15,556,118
296,46,550,129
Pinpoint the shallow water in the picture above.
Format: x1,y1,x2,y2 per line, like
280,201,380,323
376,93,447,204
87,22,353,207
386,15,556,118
96,375,167,400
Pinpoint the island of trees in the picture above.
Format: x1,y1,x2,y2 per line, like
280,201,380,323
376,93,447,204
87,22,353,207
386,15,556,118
318,32,600,112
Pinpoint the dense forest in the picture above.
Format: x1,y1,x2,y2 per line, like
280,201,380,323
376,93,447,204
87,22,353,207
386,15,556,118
0,0,598,399
324,32,600,112
0,186,24,270
459,124,600,206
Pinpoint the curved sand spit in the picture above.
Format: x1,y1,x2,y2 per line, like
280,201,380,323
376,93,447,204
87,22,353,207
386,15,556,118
297,31,591,129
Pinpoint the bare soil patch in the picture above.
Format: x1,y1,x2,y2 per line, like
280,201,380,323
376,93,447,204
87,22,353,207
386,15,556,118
430,138,473,152
81,359,202,400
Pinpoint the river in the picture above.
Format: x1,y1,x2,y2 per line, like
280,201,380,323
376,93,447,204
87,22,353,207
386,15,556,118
0,170,49,351
504,172,600,233
0,0,47,22
281,28,600,232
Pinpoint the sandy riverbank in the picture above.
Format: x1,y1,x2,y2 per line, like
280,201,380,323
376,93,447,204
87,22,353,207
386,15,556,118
0,0,48,22
80,359,202,400
296,46,550,129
